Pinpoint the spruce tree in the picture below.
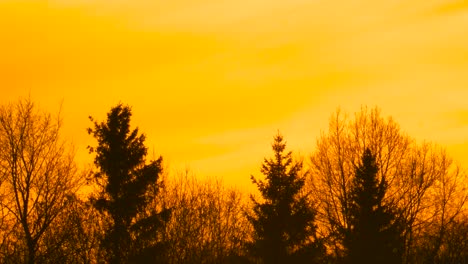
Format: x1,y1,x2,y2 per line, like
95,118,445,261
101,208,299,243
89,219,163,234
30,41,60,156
344,148,403,264
88,104,169,263
248,133,324,264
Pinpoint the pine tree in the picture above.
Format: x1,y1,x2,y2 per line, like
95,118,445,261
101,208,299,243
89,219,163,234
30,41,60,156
248,132,324,264
344,148,403,264
88,104,169,263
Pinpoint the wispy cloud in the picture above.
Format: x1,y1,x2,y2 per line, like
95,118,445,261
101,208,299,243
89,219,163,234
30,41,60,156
2,0,468,186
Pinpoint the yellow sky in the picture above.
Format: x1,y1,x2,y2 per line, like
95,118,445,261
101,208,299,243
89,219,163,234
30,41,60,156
1,0,468,188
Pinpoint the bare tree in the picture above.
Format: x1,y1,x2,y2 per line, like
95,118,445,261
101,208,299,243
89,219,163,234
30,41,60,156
435,213,468,263
0,99,82,264
160,170,251,264
39,194,105,263
408,149,468,263
308,106,467,263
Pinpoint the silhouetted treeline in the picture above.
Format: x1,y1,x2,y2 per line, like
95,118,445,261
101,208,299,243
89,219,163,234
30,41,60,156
0,99,467,264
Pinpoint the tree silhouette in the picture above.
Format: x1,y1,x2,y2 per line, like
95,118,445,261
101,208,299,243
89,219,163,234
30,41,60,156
88,104,169,263
40,194,104,263
0,99,82,264
160,171,250,264
309,107,468,263
344,148,404,264
248,132,324,264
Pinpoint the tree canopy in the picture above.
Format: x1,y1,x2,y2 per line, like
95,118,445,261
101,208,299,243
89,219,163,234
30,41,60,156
344,148,404,264
248,132,324,264
88,103,169,263
0,100,466,264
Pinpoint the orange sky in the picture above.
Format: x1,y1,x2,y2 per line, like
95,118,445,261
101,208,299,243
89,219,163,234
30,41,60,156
1,0,468,188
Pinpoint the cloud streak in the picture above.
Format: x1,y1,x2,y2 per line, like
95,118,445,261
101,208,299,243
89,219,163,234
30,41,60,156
1,0,468,186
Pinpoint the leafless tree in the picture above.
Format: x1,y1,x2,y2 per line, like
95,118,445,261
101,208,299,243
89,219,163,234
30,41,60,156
38,194,106,263
308,106,467,263
435,213,468,263
0,99,82,264
159,170,251,264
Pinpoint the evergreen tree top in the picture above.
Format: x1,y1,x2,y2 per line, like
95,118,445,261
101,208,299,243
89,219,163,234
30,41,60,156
87,103,168,263
253,132,303,202
248,132,324,264
346,148,403,264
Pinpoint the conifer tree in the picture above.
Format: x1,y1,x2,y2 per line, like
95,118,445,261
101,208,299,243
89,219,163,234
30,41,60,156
344,148,404,264
88,104,169,263
248,133,324,264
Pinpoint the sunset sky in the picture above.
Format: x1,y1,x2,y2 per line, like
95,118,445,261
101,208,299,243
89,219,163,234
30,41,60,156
1,0,468,188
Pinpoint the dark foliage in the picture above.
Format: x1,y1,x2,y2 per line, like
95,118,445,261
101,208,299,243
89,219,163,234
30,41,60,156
88,104,169,263
248,133,324,264
344,148,404,264
1,101,467,264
